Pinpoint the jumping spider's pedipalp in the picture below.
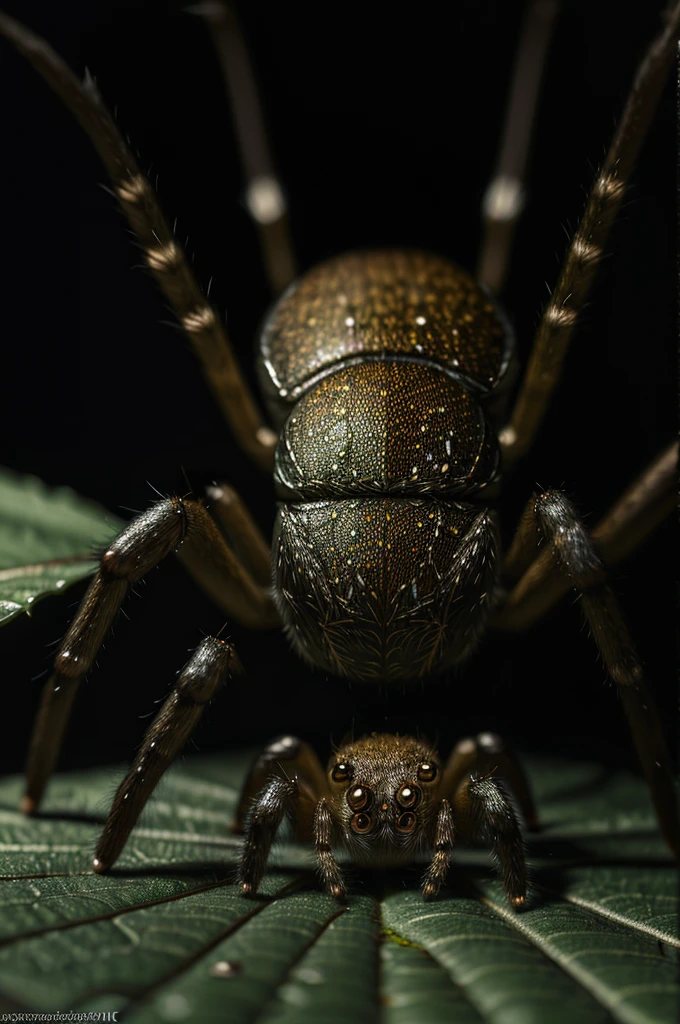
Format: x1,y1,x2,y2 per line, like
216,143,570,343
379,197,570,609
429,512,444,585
234,732,533,906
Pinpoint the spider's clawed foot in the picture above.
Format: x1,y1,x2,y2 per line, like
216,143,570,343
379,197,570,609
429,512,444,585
19,795,38,817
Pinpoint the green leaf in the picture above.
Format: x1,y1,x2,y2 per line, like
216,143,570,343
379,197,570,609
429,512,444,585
0,754,676,1022
0,467,122,625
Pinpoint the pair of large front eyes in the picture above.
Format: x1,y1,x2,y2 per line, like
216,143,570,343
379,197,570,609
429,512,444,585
347,782,419,833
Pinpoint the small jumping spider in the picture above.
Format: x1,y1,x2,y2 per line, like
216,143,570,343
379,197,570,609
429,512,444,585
234,732,532,906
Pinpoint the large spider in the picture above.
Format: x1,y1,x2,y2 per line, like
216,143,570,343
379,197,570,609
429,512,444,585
0,1,676,902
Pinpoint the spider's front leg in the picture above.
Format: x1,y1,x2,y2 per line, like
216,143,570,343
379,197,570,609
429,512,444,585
240,775,299,897
236,736,346,899
421,799,455,900
454,774,527,907
23,494,277,815
313,799,346,900
423,734,528,905
440,732,537,831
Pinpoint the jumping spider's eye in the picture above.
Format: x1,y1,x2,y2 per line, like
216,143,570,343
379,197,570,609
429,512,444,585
396,784,421,809
347,784,372,811
417,762,438,782
331,762,352,782
351,812,372,833
397,811,417,832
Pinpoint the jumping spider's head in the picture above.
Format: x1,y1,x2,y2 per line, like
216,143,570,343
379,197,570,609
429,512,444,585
327,734,441,867
237,730,527,904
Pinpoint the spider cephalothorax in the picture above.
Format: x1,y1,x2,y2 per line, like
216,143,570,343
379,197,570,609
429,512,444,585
234,732,530,905
327,734,442,867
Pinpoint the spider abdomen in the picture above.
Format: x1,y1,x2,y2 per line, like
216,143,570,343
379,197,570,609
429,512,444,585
264,249,508,683
273,498,499,683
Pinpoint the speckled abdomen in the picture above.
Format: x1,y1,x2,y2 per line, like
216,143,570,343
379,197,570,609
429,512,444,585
261,250,511,683
273,361,499,501
273,498,499,683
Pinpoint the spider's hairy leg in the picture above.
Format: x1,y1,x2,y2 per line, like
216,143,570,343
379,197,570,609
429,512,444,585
197,1,296,295
233,734,328,833
207,482,271,587
500,489,678,856
588,441,677,569
94,636,237,872
477,0,561,294
240,775,299,897
22,501,184,815
0,12,277,471
421,798,455,899
23,497,277,815
314,798,346,900
498,441,678,624
441,733,537,831
236,735,337,896
454,775,527,908
175,499,278,627
501,3,680,464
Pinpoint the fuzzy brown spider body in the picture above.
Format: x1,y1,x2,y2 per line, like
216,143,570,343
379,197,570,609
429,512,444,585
235,731,530,903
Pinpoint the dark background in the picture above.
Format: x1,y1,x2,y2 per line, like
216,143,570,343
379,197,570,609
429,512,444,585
0,1,675,779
